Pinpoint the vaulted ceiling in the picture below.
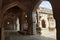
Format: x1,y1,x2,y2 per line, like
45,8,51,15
2,0,39,13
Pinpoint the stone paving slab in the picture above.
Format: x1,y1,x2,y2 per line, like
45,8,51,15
5,30,56,40
9,35,56,40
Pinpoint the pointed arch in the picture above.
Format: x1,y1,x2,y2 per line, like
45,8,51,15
40,1,52,9
33,0,53,12
2,2,27,14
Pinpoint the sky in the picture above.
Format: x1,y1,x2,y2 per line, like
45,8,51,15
39,1,52,9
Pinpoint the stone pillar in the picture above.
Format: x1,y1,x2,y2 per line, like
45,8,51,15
19,18,21,31
19,18,23,31
0,0,3,40
56,19,60,40
16,18,20,31
1,28,4,40
49,0,60,40
20,12,25,31
27,11,33,35
20,16,24,31
32,11,37,35
21,20,24,31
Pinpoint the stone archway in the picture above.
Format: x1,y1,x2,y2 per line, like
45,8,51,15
32,0,59,40
2,1,27,14
3,4,29,35
32,0,53,35
0,0,60,40
3,6,21,31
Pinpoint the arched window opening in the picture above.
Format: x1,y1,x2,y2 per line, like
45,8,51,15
36,1,56,39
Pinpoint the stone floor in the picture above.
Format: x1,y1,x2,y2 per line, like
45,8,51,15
5,32,56,40
41,29,56,39
9,35,56,40
5,29,56,40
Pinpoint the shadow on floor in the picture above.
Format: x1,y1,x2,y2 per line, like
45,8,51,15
5,32,56,40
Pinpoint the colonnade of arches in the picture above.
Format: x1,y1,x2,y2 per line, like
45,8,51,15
0,0,60,40
3,5,31,33
1,2,33,40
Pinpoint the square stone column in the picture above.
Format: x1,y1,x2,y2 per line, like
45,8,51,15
32,11,37,35
27,11,33,35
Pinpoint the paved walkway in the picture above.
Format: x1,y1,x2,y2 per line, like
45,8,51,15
6,32,56,40
9,35,56,40
5,29,56,40
41,29,56,39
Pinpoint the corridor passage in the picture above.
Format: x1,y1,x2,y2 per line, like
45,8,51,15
9,35,56,40
6,29,56,40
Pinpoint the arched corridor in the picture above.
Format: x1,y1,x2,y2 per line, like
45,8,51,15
0,0,60,40
3,6,21,31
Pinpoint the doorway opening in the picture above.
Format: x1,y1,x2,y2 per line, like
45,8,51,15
41,19,46,28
